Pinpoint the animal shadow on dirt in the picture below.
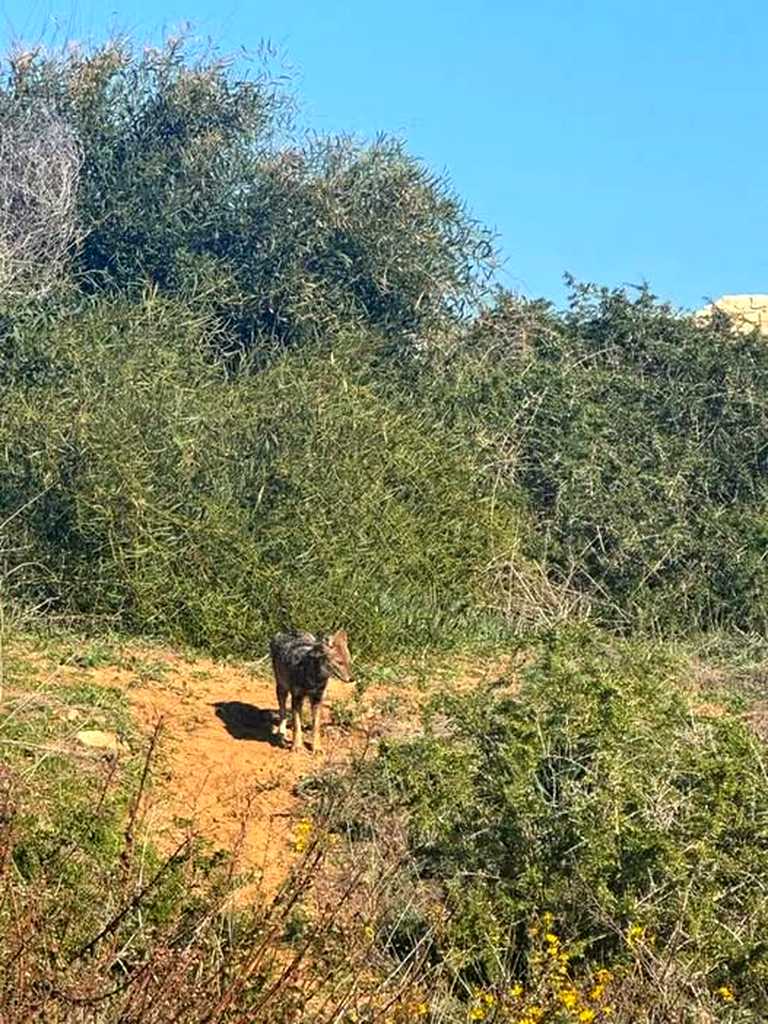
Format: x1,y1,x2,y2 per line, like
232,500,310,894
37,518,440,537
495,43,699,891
213,701,280,745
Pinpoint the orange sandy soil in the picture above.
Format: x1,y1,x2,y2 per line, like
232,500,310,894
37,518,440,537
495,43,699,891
9,634,759,905
20,641,514,898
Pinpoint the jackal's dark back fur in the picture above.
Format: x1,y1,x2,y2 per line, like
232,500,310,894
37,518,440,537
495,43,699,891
270,630,330,705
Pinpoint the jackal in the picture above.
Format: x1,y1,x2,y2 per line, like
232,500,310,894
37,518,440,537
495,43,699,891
269,629,352,754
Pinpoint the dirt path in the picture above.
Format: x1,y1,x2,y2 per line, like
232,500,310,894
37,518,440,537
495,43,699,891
91,647,513,899
121,654,371,896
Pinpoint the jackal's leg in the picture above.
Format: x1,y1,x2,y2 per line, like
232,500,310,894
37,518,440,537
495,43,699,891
311,700,323,755
276,684,288,743
292,695,304,753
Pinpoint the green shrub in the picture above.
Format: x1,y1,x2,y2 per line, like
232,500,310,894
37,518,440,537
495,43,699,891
4,34,767,647
350,629,768,1013
411,282,768,635
0,37,494,351
0,295,526,655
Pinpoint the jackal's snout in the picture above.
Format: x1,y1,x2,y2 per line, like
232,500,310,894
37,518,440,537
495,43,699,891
325,629,352,682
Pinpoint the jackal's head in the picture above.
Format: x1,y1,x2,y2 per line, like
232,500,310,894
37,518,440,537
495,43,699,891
318,629,352,682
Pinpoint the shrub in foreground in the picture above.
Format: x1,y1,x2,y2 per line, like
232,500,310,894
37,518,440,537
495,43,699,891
337,629,768,1020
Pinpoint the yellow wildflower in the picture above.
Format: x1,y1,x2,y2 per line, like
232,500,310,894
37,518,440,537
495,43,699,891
545,932,559,946
578,1010,596,1023
413,1003,429,1017
558,988,579,1009
508,983,523,999
517,1009,543,1023
595,969,612,984
589,983,605,1001
626,924,644,944
716,986,735,1002
482,993,496,1006
293,819,313,853
468,1007,486,1021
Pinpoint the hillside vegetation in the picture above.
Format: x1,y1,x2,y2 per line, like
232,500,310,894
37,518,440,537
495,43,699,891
1,36,767,1024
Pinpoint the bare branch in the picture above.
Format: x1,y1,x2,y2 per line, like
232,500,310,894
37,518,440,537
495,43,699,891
0,104,82,301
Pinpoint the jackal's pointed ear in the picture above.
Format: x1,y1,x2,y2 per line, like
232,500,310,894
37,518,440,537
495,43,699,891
331,629,348,646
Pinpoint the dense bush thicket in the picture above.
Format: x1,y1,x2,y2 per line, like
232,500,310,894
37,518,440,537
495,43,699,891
1,37,768,652
0,38,493,348
0,296,525,654
336,630,768,1018
408,282,768,636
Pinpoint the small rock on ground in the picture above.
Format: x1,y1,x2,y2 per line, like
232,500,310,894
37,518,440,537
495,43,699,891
75,729,124,754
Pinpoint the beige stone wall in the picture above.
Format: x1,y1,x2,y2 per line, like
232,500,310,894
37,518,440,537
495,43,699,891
695,294,768,334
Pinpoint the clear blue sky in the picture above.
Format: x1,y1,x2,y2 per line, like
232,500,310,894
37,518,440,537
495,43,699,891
2,0,767,310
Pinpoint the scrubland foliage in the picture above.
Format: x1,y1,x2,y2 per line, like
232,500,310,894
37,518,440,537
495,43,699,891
2,37,767,650
338,631,768,1018
0,295,523,654
1,32,768,1024
413,281,768,636
0,37,492,348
